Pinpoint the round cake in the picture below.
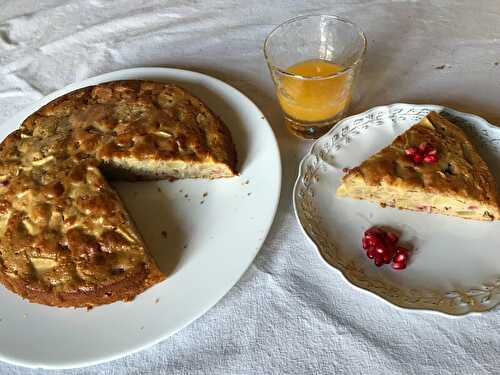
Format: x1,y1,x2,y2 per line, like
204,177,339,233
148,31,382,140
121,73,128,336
0,80,237,307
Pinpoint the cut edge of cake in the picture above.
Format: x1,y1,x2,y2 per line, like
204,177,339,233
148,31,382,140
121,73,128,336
336,179,499,221
102,157,237,180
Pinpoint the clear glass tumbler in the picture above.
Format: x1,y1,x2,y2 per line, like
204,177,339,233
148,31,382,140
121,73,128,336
264,15,366,139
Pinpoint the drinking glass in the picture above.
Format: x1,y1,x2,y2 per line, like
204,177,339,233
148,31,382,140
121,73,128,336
264,15,366,139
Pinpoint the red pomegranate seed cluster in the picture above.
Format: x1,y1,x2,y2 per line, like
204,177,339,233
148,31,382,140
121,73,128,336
404,142,438,164
362,227,410,270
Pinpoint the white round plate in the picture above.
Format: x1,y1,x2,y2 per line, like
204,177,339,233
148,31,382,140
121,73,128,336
0,68,281,368
294,103,500,316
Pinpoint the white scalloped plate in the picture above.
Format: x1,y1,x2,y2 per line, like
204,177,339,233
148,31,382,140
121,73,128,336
294,103,500,316
0,68,281,368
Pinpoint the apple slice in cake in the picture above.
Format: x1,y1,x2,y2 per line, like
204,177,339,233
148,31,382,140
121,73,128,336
336,111,500,220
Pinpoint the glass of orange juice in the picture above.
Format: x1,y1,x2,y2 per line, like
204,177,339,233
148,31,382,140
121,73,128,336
264,15,366,139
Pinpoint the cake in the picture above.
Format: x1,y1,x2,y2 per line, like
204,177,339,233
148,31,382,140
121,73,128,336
0,80,237,307
336,111,500,221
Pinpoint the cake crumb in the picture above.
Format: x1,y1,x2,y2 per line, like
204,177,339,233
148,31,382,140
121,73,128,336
157,187,162,193
200,200,204,204
495,62,499,66
155,298,160,304
247,192,252,196
244,180,250,185
183,244,188,249
140,326,144,330
434,64,446,70
161,230,167,238
86,306,93,311
179,189,183,193
203,192,208,198
184,194,188,198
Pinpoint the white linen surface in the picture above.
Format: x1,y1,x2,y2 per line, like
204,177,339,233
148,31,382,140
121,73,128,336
1,0,500,373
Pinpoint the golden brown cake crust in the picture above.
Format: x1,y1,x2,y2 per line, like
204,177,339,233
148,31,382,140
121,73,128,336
24,80,237,176
0,80,238,307
337,112,500,220
0,261,164,307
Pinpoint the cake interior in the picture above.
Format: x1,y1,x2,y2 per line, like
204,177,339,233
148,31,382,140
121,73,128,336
102,158,235,180
337,177,496,221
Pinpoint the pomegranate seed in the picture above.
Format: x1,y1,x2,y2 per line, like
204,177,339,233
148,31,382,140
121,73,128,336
418,142,429,152
374,254,384,267
362,227,411,270
405,142,439,165
382,251,393,263
386,232,399,243
423,154,438,164
381,238,395,253
404,147,418,156
364,233,379,241
395,247,409,256
367,237,382,249
392,247,409,269
364,227,384,237
412,153,423,164
393,253,407,263
392,260,407,270
362,237,369,250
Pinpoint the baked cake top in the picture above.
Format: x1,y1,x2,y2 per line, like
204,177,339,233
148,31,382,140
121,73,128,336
21,80,237,175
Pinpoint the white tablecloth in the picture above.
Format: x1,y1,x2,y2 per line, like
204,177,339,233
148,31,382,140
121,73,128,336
2,1,500,373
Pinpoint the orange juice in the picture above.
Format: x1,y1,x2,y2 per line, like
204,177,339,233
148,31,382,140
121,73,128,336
277,59,352,124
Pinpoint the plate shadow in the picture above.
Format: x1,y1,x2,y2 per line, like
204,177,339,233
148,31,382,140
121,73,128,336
113,181,186,278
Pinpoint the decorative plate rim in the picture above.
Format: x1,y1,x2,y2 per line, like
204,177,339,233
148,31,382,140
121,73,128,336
293,103,500,317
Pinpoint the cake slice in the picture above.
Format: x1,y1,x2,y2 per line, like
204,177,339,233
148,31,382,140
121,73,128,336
336,111,500,220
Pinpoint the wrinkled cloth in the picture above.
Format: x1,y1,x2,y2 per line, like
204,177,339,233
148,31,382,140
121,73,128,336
2,0,500,374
